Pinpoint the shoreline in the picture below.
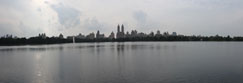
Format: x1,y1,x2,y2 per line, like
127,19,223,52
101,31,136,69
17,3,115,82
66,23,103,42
1,40,243,46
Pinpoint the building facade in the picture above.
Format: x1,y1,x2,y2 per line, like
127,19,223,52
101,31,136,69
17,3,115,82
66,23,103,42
96,30,105,39
116,24,125,39
109,31,115,39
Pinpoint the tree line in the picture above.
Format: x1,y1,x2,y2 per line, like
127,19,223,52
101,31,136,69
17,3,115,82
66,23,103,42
0,35,243,46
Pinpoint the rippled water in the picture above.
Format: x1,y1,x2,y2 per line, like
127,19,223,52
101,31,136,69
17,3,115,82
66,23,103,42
0,42,243,83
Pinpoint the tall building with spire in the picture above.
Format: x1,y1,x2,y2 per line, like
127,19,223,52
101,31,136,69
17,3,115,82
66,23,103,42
117,24,120,33
116,24,125,39
121,24,124,33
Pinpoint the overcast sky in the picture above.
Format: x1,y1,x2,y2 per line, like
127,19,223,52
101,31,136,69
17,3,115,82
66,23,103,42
0,0,243,37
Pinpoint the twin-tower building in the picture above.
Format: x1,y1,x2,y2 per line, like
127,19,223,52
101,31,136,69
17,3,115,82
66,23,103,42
116,24,125,39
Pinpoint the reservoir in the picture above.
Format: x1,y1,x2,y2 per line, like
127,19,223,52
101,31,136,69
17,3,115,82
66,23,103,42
0,42,243,83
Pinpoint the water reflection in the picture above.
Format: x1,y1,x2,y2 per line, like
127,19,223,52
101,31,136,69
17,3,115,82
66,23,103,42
0,42,243,83
117,42,125,56
0,45,65,52
116,43,127,82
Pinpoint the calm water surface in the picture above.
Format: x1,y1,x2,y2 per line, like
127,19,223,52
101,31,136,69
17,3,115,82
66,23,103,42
0,42,243,83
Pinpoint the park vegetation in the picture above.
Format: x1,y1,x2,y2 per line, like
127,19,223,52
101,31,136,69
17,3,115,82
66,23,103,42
0,34,243,46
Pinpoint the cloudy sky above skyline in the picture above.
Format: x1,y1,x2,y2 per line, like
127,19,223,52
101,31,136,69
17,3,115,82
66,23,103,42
0,0,243,37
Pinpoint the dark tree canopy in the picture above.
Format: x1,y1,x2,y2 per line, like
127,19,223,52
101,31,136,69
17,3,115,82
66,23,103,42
0,34,243,46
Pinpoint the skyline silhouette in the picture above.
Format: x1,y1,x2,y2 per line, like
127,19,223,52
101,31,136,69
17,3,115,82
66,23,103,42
0,24,241,39
0,24,243,46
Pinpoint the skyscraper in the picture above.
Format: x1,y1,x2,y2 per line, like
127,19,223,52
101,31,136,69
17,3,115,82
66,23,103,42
117,24,120,33
116,24,125,39
96,30,100,38
121,24,124,33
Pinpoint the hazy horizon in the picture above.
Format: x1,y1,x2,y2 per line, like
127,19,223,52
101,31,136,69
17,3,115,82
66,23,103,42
0,0,243,37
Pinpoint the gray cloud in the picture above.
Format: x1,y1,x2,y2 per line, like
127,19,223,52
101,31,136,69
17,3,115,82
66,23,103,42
133,10,147,24
18,22,44,37
50,3,81,29
132,10,157,31
0,0,28,11
44,1,49,4
0,0,243,37
37,8,41,12
0,0,21,6
0,0,46,37
82,17,106,31
0,23,16,36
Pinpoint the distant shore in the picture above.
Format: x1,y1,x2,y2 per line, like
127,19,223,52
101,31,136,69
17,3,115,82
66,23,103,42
1,24,243,46
1,35,243,46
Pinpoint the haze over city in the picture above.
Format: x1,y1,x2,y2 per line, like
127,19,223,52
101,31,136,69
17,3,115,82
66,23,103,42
0,0,243,37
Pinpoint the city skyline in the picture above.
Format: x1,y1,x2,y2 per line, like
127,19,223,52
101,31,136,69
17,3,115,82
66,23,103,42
1,24,179,39
0,0,243,37
67,24,178,39
1,24,243,46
